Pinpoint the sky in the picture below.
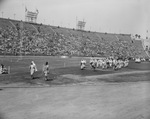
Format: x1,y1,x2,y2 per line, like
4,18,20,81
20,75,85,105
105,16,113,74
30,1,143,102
0,0,149,38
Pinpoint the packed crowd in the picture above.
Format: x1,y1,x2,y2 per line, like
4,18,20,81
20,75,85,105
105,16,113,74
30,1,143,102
0,20,148,58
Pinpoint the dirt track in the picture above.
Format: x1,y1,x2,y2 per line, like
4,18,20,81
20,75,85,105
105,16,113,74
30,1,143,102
0,81,150,119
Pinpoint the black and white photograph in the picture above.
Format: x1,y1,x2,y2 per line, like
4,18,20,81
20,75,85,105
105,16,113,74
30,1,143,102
0,0,150,119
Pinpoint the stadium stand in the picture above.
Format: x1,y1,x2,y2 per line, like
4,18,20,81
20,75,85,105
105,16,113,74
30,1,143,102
0,18,149,58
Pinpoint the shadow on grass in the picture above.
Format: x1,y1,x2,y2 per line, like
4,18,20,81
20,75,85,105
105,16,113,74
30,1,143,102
98,73,150,83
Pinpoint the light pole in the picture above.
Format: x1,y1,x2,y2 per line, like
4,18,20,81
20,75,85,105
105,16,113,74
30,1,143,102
14,14,16,19
60,21,62,27
1,12,3,18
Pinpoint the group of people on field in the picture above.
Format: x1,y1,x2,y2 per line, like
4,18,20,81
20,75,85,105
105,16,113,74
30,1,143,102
0,61,49,81
81,57,129,70
29,61,49,81
1,57,129,80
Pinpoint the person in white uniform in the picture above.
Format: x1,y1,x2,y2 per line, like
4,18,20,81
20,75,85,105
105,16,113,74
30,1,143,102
29,61,37,79
80,59,86,70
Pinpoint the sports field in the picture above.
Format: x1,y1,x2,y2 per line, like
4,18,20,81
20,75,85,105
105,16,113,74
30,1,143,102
0,56,150,119
0,56,150,86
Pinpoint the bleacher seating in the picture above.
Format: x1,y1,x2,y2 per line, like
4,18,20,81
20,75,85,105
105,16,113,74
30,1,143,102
0,18,148,58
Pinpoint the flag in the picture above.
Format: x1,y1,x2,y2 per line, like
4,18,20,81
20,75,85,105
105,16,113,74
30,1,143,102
25,7,27,12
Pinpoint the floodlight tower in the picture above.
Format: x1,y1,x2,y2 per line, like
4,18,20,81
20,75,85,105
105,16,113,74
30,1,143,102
25,7,39,23
77,19,86,30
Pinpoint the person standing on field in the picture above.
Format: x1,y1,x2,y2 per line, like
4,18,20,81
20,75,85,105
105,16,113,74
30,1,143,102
43,62,49,81
80,59,86,70
0,64,4,74
29,61,37,79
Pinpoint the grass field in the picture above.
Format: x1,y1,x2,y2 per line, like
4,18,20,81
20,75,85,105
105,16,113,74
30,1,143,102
1,56,150,119
0,56,150,87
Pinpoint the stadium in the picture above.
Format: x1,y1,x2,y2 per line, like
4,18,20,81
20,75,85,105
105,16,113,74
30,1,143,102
0,0,150,119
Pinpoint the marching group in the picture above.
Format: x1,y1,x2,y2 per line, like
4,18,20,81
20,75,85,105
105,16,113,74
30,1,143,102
81,57,129,71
